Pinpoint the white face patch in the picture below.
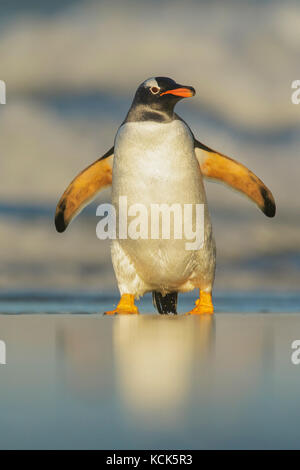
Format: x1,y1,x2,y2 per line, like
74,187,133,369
143,77,159,88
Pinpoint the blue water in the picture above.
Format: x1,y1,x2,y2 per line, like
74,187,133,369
0,302,300,449
0,290,299,314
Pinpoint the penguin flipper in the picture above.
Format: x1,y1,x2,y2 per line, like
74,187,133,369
194,140,276,218
55,147,114,232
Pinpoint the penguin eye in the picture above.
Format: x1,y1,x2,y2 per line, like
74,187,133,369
150,86,160,95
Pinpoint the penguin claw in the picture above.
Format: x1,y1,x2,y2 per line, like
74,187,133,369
185,308,214,315
104,308,139,315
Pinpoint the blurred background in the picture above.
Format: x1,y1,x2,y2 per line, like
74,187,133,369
0,0,299,292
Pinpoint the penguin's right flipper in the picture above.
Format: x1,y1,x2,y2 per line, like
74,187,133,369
55,147,114,233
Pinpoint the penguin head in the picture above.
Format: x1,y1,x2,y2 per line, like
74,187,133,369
126,77,196,122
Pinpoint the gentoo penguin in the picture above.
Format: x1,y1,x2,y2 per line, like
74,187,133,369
55,77,276,315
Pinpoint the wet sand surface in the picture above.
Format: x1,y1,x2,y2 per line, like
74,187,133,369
0,292,300,449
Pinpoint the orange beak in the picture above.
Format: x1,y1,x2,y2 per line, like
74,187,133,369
160,87,195,98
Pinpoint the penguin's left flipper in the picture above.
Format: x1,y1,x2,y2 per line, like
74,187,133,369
55,147,114,232
194,140,276,217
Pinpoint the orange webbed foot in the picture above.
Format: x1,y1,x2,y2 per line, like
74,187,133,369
104,294,139,315
185,291,214,315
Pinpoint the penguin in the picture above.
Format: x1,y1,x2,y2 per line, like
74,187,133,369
55,77,276,315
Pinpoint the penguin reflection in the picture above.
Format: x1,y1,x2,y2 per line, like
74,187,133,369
55,314,271,420
55,315,214,416
113,315,215,425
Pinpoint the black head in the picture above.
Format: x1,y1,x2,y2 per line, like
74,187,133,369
125,77,196,123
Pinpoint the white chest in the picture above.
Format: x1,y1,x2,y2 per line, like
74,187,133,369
112,120,206,206
110,119,214,291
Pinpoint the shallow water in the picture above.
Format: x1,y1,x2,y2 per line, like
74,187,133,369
0,291,300,449
0,290,299,314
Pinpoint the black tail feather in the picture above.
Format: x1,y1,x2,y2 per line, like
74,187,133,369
152,291,178,315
